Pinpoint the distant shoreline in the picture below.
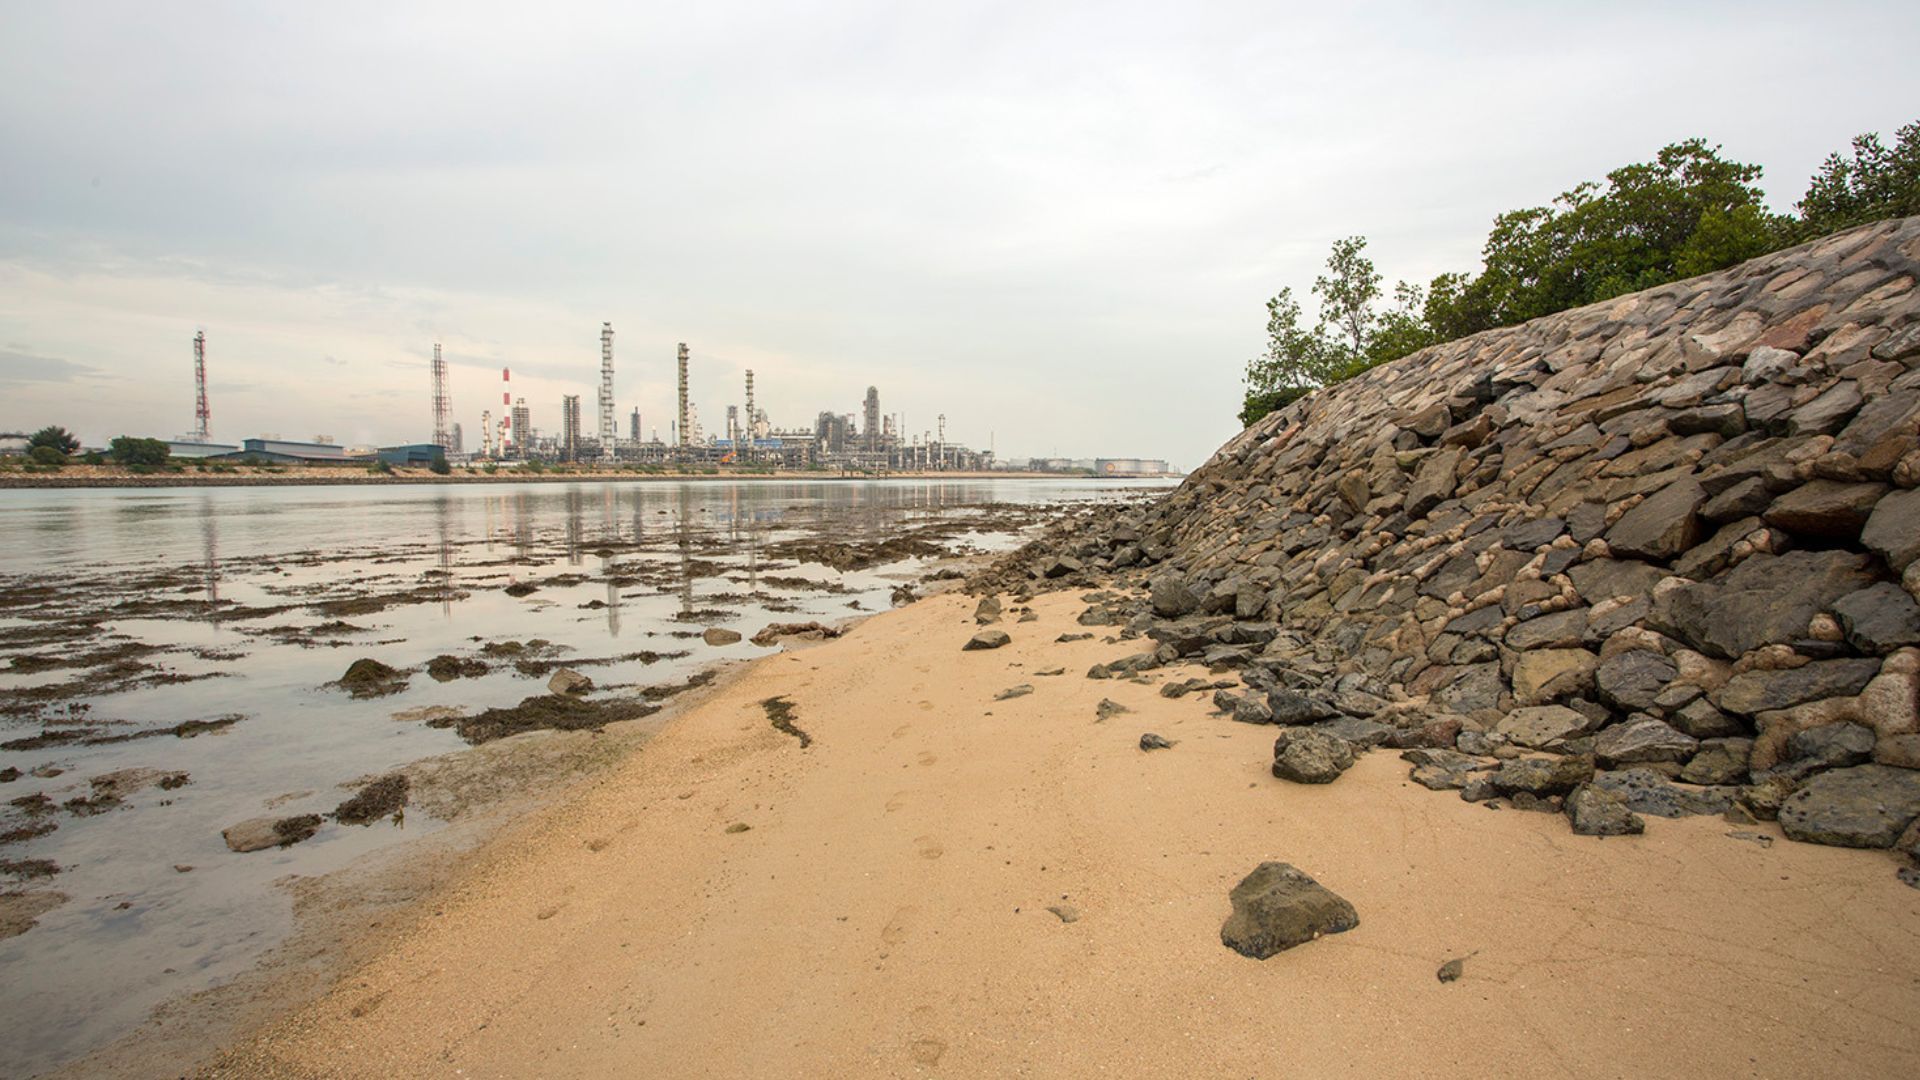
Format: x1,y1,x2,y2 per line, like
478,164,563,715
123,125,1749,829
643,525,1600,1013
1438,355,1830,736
0,467,1181,490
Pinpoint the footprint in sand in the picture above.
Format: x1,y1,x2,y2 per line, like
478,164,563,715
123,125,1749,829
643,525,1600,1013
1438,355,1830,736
891,724,911,740
536,903,564,921
885,792,907,812
913,835,944,860
881,905,917,945
917,701,933,712
916,751,937,767
909,1037,947,1065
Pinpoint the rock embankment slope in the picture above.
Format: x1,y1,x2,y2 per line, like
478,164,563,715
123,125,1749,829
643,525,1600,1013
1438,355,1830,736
982,217,1920,870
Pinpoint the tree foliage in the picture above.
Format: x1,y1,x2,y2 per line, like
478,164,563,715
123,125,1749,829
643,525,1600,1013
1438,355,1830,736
28,425,80,457
108,436,171,469
429,452,452,475
1794,121,1920,241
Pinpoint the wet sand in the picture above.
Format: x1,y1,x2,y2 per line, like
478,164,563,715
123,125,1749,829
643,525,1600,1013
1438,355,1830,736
172,591,1920,1076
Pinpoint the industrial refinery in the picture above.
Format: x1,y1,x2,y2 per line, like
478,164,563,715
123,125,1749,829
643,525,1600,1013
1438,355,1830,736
148,326,1177,475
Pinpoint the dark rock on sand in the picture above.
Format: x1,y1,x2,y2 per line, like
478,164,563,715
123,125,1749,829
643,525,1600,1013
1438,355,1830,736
964,629,1011,651
1220,861,1358,959
1271,729,1355,784
1138,733,1173,751
1778,765,1920,848
1565,785,1645,836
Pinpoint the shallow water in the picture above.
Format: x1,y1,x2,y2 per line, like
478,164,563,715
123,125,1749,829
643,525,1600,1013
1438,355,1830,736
0,476,1169,1076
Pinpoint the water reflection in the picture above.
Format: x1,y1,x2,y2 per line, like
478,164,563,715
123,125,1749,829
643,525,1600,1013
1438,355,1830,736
199,494,220,606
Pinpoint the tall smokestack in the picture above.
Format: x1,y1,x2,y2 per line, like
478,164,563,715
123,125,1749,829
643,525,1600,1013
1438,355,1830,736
676,343,690,451
598,322,615,451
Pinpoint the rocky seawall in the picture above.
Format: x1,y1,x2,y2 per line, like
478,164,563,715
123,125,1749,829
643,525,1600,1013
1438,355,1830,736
976,217,1920,875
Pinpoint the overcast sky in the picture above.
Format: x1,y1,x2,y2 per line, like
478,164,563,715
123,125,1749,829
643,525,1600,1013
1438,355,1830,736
2,1,1916,467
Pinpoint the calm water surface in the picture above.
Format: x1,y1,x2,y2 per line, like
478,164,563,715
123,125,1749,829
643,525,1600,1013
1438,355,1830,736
0,477,1170,1076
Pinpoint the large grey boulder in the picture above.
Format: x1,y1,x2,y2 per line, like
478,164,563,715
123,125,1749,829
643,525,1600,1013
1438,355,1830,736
1781,722,1876,776
1271,729,1356,784
1778,765,1920,848
1605,479,1706,561
1861,488,1920,572
964,629,1011,651
1762,480,1888,539
1595,651,1677,713
1591,767,1733,817
1833,584,1920,654
1491,755,1594,797
1494,705,1591,749
1594,717,1698,768
1267,688,1340,726
1680,738,1755,786
1219,862,1359,959
1714,659,1881,715
1404,447,1464,518
1149,574,1202,619
1565,785,1645,836
1649,550,1877,658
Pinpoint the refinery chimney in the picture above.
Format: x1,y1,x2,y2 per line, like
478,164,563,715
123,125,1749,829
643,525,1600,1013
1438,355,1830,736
598,322,615,451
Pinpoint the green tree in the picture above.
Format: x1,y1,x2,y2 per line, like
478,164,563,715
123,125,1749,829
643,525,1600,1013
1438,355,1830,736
1795,121,1920,240
429,451,452,475
1312,236,1382,355
1363,280,1442,371
27,425,80,457
108,436,171,469
1241,287,1337,425
28,445,66,467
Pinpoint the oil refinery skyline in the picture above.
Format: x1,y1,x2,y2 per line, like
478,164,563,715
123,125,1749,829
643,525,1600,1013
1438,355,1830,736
109,325,1177,475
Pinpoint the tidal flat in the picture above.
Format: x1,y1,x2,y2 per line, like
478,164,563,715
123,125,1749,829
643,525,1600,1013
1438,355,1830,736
0,476,1166,1077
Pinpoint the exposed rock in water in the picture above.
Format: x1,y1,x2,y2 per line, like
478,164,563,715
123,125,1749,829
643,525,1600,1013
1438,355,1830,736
334,773,409,825
1219,861,1358,959
702,627,743,646
427,694,660,745
750,621,842,647
964,629,1011,651
337,658,408,698
222,814,323,853
426,654,488,682
547,668,594,695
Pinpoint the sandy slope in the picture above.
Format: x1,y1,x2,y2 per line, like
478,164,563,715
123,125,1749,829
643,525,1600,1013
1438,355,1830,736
204,591,1920,1078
